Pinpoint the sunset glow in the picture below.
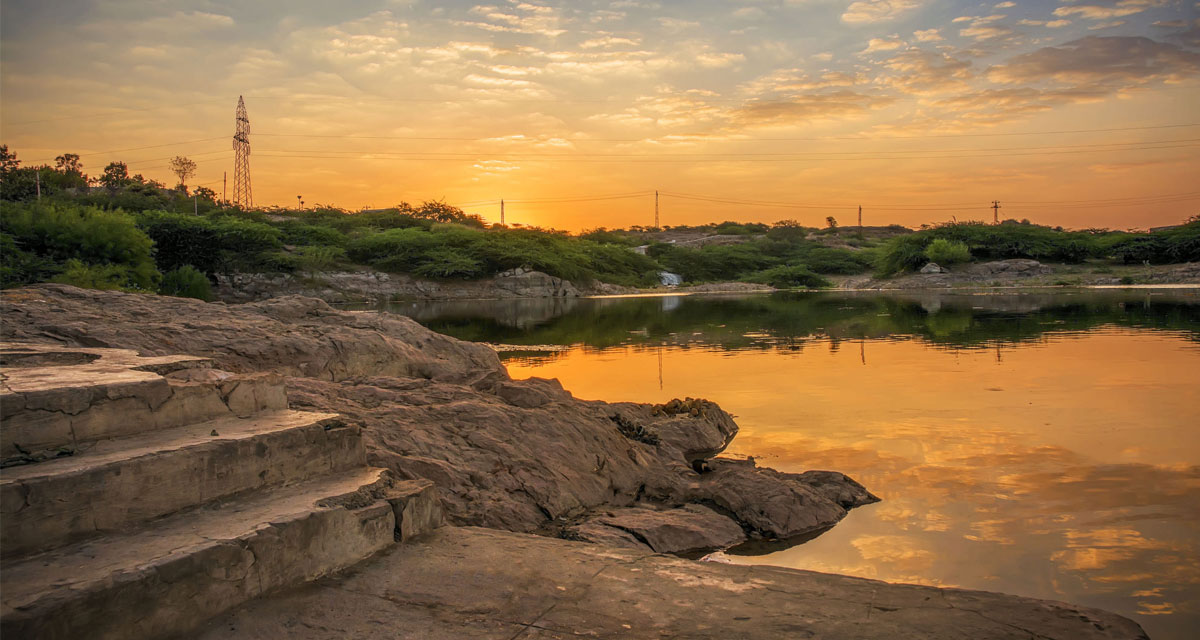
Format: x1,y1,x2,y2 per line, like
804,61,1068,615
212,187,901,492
2,0,1199,230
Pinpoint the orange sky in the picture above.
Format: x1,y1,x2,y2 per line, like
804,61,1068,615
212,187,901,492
2,1,1198,231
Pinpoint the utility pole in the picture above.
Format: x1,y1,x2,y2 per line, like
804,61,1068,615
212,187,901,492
35,171,41,200
992,200,1001,224
655,190,660,229
222,171,227,203
858,205,862,229
500,199,505,226
194,195,198,215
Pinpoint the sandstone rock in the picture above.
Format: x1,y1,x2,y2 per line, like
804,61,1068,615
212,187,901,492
691,458,879,539
967,259,1052,277
920,262,948,274
590,504,747,553
214,268,580,303
1,285,877,548
570,522,653,551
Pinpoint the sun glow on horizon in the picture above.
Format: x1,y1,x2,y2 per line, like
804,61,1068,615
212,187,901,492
2,0,1199,232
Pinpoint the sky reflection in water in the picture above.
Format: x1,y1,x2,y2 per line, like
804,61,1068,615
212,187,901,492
385,290,1200,640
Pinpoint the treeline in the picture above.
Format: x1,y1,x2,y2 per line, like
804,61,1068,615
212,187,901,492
2,143,1198,298
875,220,1200,275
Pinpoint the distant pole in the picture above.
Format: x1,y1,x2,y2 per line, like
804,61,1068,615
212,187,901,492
222,171,227,203
655,190,660,229
992,200,1001,224
501,199,505,226
858,205,862,229
297,195,302,211
194,195,198,215
35,171,41,200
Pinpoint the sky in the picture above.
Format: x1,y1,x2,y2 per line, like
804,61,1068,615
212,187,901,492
2,0,1199,231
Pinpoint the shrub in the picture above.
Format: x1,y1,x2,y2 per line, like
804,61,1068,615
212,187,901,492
412,247,485,279
50,259,136,291
876,234,930,276
747,265,831,289
802,247,874,274
0,201,158,289
924,238,971,265
160,265,213,300
135,211,281,274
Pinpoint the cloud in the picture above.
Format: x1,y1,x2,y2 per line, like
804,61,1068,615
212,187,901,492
1053,0,1167,21
862,37,906,53
913,29,943,42
987,36,1200,87
1019,19,1072,28
882,49,973,93
955,14,1016,42
842,1,923,25
578,35,641,49
731,90,894,125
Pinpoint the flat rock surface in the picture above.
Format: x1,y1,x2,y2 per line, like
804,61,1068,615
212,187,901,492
196,526,1148,640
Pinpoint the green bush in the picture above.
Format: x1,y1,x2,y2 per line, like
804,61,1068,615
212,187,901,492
50,259,137,291
747,265,831,289
0,201,158,289
924,238,971,265
411,247,485,279
802,247,874,274
292,245,346,275
159,265,213,300
135,211,281,274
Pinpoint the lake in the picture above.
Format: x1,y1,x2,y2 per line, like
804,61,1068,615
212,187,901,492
377,289,1200,640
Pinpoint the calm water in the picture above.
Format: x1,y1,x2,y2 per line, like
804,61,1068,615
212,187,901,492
377,289,1200,640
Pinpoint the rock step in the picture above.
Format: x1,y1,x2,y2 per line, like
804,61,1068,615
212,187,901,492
0,410,361,559
2,344,287,461
0,467,403,640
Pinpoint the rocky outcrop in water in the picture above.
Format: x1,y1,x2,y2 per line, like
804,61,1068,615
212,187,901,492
215,267,583,303
2,285,877,553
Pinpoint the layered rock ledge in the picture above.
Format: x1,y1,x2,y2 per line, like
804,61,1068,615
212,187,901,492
196,526,1149,640
3,285,875,553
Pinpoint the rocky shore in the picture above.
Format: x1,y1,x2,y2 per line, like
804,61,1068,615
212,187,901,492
1,284,1152,638
2,284,876,552
212,260,1200,305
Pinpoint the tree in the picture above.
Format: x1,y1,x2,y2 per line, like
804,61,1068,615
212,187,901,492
193,186,217,202
54,153,83,175
0,145,20,174
168,156,197,192
826,216,838,230
100,161,130,194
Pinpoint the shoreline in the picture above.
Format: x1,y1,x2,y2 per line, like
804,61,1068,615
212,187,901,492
0,284,1158,639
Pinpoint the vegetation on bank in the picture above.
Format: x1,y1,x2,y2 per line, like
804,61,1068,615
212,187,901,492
1,144,1197,297
875,219,1200,275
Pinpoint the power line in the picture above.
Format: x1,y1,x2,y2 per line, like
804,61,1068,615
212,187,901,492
1,97,233,127
255,122,1200,143
249,141,1199,163
255,138,1199,158
654,189,1200,213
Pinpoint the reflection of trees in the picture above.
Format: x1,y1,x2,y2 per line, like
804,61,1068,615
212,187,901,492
402,290,1200,352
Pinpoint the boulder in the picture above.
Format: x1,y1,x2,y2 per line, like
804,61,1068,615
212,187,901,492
967,259,1052,277
690,458,879,539
587,504,747,553
919,262,948,274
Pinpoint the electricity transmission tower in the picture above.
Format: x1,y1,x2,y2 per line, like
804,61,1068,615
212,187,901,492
992,200,1001,224
232,96,253,208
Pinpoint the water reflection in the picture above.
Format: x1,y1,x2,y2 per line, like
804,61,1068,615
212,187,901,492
377,289,1200,640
